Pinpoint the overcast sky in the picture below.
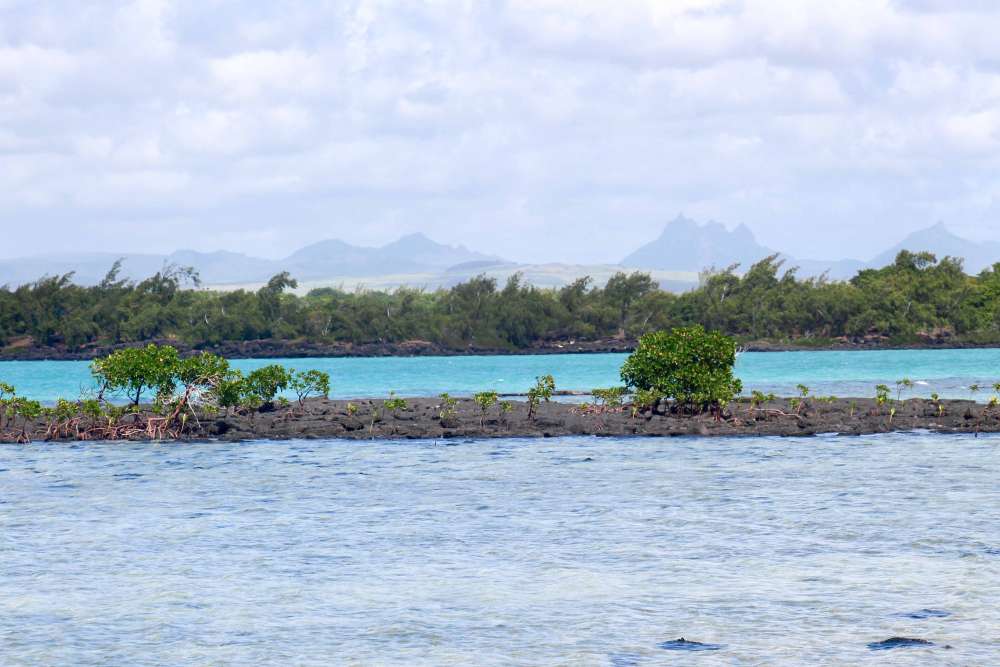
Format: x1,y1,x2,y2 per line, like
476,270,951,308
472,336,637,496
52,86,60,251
2,0,1000,263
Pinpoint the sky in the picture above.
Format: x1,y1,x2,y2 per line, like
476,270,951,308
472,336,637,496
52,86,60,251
2,0,1000,264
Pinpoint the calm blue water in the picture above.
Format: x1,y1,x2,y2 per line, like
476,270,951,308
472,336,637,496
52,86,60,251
2,348,1000,402
1,433,997,664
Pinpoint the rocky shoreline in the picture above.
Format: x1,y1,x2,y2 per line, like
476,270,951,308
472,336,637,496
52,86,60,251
6,396,1000,443
3,336,999,361
0,338,636,361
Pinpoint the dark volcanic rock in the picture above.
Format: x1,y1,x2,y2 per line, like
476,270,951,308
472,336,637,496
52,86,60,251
211,419,232,435
658,638,725,651
0,336,637,361
897,609,951,620
867,637,935,651
7,396,1000,443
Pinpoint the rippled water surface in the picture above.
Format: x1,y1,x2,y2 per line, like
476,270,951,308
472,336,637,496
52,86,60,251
2,433,998,665
5,347,1000,402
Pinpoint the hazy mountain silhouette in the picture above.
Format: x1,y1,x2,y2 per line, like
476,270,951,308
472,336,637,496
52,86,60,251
0,234,501,286
867,222,1000,274
620,217,996,279
622,215,777,272
2,220,996,290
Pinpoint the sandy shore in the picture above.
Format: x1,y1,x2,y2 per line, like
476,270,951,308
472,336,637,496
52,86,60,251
6,396,1000,443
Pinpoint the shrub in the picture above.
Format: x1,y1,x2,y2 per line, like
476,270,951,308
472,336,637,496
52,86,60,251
0,382,15,428
177,352,230,390
437,393,459,426
790,384,810,415
526,374,555,420
241,394,264,422
592,386,627,408
290,369,331,406
211,370,248,415
384,392,407,415
620,326,742,412
875,384,890,414
438,393,458,418
368,403,383,437
7,396,43,440
91,343,180,406
81,399,103,423
473,390,499,426
244,365,292,405
748,390,775,417
630,387,664,417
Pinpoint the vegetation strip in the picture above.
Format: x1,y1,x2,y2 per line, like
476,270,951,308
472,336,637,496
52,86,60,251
3,250,1000,361
4,327,1000,443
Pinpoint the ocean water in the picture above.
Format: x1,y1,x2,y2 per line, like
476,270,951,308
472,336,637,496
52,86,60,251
1,433,997,664
2,348,1000,402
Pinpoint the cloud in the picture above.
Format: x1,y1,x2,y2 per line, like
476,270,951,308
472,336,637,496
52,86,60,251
1,0,1000,263
209,49,330,100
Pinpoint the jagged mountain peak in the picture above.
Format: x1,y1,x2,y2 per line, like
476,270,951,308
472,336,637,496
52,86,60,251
622,215,775,272
869,222,1000,272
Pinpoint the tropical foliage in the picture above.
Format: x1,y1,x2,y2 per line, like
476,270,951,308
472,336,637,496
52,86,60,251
91,343,181,406
2,345,333,442
620,326,742,411
3,251,1000,353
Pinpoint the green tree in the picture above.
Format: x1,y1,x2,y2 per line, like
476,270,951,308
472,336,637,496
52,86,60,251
244,364,293,406
91,344,180,406
290,369,331,406
620,326,742,411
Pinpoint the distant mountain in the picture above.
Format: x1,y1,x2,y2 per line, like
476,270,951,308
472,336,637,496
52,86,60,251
4,220,997,292
378,233,493,269
0,252,164,288
867,222,1000,274
283,233,498,279
0,233,503,287
621,215,775,272
621,214,866,279
619,217,998,279
165,249,275,284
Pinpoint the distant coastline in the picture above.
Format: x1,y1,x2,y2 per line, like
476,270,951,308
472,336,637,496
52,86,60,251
6,249,1000,363
2,336,999,362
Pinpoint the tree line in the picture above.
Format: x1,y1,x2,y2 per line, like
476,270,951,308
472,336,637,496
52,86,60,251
3,250,1000,352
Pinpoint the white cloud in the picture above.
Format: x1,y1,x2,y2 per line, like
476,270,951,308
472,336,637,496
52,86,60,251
2,0,1000,263
209,49,330,100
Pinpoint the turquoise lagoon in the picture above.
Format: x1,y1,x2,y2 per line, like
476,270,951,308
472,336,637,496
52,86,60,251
2,348,999,402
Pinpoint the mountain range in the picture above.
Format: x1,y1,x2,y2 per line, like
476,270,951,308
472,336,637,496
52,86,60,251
621,216,1000,279
1,219,997,292
0,234,500,287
